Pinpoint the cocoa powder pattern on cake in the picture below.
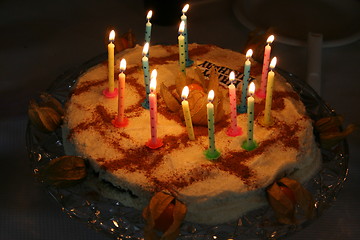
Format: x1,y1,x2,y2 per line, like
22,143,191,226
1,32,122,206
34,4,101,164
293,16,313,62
68,102,301,193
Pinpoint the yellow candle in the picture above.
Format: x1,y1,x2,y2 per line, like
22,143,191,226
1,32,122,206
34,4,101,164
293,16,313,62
263,57,277,126
108,30,115,92
181,86,195,140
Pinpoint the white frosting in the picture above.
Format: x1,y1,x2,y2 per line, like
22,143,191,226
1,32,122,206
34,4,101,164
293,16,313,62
62,44,321,225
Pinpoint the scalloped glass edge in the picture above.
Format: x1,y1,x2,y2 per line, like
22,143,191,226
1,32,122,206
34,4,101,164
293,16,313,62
26,53,349,240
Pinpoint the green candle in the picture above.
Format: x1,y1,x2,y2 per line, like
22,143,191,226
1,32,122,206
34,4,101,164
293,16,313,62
242,82,257,151
204,90,221,160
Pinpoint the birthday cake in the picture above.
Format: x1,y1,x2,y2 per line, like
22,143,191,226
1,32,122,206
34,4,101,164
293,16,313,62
62,43,321,225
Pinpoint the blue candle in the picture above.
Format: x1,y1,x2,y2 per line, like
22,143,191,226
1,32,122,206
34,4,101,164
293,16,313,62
181,4,193,67
237,49,253,114
144,10,152,57
141,43,150,109
178,21,186,74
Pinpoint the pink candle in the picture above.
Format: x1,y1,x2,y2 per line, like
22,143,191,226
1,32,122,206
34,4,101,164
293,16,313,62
112,59,128,128
146,69,163,149
226,71,242,137
256,35,275,99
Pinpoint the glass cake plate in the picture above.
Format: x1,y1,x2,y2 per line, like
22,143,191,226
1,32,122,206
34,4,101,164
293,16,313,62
26,53,349,240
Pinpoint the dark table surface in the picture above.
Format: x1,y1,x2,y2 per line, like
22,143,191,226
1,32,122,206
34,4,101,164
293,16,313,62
1,0,360,239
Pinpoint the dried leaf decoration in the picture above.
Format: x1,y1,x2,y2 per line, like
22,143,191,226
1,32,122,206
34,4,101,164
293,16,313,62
161,67,225,126
143,192,187,240
267,177,315,225
39,156,87,188
28,93,64,132
160,83,181,112
315,115,358,149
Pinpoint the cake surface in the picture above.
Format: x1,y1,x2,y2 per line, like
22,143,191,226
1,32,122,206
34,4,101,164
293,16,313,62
62,44,321,225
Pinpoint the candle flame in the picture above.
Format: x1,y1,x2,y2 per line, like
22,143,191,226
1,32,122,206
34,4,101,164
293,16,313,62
143,42,149,56
150,70,157,92
179,21,185,34
109,30,115,42
270,57,277,69
267,35,275,44
182,86,189,100
208,90,215,102
151,69,157,80
182,4,189,13
249,82,255,96
147,10,153,20
120,58,126,72
246,49,253,59
229,71,235,83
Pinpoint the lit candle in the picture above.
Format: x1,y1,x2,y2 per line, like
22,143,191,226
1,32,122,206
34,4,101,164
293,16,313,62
144,10,152,58
204,90,221,160
181,4,193,67
227,71,242,137
112,59,128,127
145,10,152,43
238,49,253,114
181,86,195,140
103,30,118,98
146,70,163,149
141,42,150,109
263,57,277,126
178,21,186,74
242,82,257,151
256,35,275,99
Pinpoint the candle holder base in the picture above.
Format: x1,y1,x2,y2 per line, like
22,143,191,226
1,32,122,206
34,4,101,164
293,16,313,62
103,88,118,98
226,126,243,137
141,99,150,110
204,149,221,161
236,104,247,114
146,138,163,149
112,118,129,128
241,140,258,151
259,118,274,127
186,59,194,67
255,89,266,99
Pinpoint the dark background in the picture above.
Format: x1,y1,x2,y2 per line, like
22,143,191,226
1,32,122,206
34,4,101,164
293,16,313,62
1,0,360,239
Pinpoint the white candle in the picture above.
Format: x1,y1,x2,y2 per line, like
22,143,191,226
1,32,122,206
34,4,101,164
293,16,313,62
181,86,195,140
